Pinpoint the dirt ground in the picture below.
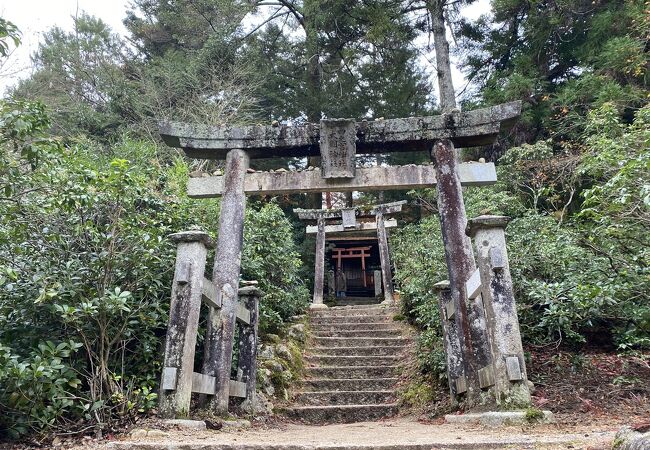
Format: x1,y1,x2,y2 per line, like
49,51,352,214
79,418,625,450
3,349,647,449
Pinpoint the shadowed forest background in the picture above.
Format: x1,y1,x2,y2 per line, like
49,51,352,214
0,0,648,441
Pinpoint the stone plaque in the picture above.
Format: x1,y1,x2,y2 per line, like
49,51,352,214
320,119,356,178
342,208,357,228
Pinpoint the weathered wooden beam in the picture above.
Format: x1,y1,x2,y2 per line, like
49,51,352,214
295,200,406,221
201,278,221,309
159,102,522,159
190,373,248,398
305,219,397,234
192,372,216,395
228,380,247,398
189,163,496,198
236,303,251,325
432,139,491,408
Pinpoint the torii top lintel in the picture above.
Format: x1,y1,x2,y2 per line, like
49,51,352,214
159,102,522,160
295,200,406,221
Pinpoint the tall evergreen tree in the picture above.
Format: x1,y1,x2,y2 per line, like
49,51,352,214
456,0,648,146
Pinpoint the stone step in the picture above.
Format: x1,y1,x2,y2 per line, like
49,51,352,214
310,345,407,356
293,390,395,406
330,304,391,310
311,315,393,325
312,336,408,347
334,299,382,306
282,403,398,424
302,378,399,392
310,307,395,318
312,328,403,338
311,322,400,331
305,355,401,366
307,365,399,379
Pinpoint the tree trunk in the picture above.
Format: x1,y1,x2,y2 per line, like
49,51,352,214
427,0,490,409
303,0,324,209
428,0,456,111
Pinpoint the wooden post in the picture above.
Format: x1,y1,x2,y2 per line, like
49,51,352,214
237,286,261,407
159,231,213,418
311,217,327,309
203,148,250,415
433,280,464,408
432,140,492,408
467,216,531,407
376,212,394,304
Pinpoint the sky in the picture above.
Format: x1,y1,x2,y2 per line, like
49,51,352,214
0,0,491,98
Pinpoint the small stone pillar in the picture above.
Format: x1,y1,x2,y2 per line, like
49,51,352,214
434,280,464,408
373,270,382,297
311,217,327,309
159,231,214,418
376,212,394,304
237,286,261,406
203,148,250,415
466,215,531,407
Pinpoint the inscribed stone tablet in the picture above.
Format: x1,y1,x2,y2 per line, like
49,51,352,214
320,119,356,178
342,208,357,228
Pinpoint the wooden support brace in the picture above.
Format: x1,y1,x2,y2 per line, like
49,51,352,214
228,380,247,398
456,376,468,394
236,303,251,325
192,372,217,395
478,365,496,389
201,278,221,309
466,268,482,300
506,356,523,381
445,301,456,321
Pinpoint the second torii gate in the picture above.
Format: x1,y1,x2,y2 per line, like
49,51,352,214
295,201,405,307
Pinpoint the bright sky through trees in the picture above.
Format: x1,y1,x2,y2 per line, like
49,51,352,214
0,0,490,97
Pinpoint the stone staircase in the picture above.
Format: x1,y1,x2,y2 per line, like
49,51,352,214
283,304,409,423
331,296,382,307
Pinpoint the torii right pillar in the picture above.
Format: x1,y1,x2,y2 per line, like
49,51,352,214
431,139,492,409
375,211,394,304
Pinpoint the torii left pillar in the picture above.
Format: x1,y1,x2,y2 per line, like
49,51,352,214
203,148,250,414
311,217,327,309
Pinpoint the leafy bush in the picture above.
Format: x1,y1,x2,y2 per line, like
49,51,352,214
0,100,309,438
392,104,650,381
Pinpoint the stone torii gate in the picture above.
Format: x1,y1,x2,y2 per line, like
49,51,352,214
158,100,533,414
295,201,405,307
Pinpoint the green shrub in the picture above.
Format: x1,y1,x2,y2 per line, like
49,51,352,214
0,100,309,438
